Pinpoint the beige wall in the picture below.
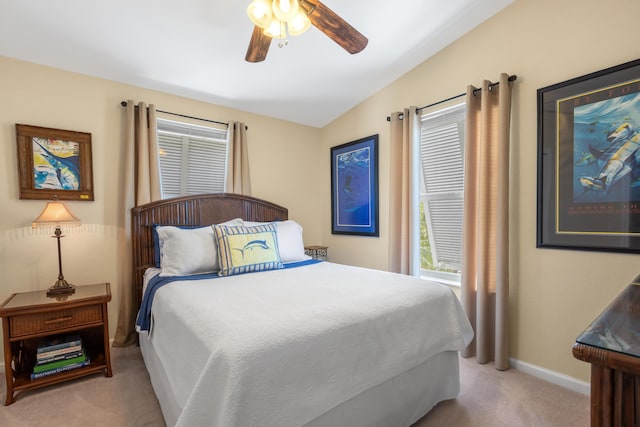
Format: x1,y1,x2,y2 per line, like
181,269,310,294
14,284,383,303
320,0,640,382
0,56,323,350
2,0,639,386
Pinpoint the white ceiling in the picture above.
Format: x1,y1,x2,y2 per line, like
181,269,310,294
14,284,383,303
0,0,514,128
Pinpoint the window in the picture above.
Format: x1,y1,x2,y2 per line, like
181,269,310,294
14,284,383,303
418,103,466,285
156,118,228,199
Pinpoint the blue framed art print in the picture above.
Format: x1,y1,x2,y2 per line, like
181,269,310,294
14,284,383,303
537,58,640,253
331,134,379,236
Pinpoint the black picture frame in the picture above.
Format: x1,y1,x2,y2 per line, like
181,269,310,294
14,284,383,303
331,134,379,236
537,58,640,253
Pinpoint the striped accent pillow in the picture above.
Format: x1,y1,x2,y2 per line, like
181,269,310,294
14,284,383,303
213,223,283,276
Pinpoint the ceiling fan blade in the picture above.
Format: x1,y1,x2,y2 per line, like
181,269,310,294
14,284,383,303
245,26,272,63
301,0,368,55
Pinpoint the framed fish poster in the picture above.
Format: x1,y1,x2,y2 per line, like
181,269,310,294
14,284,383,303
331,134,379,236
16,124,94,201
537,58,640,252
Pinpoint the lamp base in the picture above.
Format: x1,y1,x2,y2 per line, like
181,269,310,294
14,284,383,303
47,279,75,297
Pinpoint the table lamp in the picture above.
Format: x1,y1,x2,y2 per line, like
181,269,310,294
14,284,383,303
32,199,80,297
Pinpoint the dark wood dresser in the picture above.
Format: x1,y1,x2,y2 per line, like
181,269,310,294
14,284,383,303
573,278,640,426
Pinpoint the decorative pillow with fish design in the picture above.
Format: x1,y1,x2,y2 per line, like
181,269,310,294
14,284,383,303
213,223,283,276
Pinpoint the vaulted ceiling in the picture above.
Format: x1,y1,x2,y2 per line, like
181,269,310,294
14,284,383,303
0,0,514,127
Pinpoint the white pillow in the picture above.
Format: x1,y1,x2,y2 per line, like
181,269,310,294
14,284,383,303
245,220,311,263
157,218,243,276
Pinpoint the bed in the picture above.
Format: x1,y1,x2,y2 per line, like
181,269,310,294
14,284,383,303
132,193,473,427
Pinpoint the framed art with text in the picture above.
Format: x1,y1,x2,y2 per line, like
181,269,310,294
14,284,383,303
537,58,640,252
331,134,379,236
16,124,94,201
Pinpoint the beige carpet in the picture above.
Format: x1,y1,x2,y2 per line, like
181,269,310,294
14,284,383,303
0,345,165,427
414,357,589,427
0,346,589,426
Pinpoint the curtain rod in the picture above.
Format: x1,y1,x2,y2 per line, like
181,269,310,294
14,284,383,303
386,74,517,121
120,101,229,128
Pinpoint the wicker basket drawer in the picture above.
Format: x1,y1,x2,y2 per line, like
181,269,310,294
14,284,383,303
10,305,102,337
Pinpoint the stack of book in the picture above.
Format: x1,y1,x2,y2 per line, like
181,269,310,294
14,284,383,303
31,335,90,380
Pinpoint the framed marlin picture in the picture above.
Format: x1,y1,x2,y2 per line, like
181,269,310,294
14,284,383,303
331,134,379,236
537,58,640,252
16,124,94,201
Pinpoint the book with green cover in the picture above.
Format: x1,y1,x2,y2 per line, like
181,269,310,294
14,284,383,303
30,358,90,380
33,351,86,373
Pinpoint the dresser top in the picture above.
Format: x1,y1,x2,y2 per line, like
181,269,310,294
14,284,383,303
576,281,640,358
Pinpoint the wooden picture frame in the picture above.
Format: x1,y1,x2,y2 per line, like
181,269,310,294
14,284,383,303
16,124,94,201
331,134,379,236
537,58,640,252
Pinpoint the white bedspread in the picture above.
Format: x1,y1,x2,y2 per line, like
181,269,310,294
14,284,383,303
141,262,473,427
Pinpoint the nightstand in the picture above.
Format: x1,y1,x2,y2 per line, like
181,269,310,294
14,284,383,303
0,283,112,405
305,245,328,261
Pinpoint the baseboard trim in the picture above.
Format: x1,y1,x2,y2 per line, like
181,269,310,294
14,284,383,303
510,357,590,396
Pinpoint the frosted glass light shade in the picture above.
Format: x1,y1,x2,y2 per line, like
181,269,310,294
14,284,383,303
247,0,273,28
247,0,308,40
271,0,299,22
288,10,310,36
264,19,286,39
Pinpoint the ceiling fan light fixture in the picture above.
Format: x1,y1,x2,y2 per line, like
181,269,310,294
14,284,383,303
288,10,310,36
247,0,273,28
271,0,299,22
245,0,368,63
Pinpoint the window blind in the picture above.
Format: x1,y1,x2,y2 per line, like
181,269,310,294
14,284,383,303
157,118,228,199
419,103,465,271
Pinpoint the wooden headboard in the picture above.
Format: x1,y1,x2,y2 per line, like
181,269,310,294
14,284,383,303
131,193,288,307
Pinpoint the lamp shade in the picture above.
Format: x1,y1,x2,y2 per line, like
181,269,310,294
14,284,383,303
32,201,80,228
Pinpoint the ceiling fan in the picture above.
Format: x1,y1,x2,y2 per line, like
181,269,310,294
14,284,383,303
245,0,368,63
